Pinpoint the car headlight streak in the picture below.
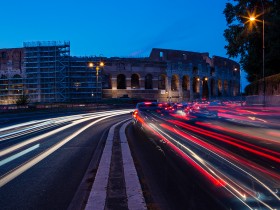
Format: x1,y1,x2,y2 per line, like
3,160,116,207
144,120,280,209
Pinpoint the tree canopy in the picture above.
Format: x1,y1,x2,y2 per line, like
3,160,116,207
223,0,280,82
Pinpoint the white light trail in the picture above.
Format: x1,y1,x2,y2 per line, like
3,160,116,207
0,111,131,187
0,144,40,167
0,110,132,157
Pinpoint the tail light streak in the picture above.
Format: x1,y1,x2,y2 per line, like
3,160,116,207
142,121,280,208
169,120,280,163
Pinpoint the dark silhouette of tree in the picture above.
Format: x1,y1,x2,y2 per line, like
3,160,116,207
223,0,280,82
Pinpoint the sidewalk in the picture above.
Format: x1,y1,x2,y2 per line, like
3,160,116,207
84,120,146,210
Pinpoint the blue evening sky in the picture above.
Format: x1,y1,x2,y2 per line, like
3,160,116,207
0,0,248,87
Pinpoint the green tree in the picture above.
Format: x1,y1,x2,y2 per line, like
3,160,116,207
223,0,280,83
16,94,30,106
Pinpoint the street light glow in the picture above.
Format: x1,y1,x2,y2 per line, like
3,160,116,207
88,62,94,68
249,16,256,21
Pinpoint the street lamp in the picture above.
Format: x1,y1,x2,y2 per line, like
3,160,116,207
88,61,104,103
234,67,242,105
247,1,265,107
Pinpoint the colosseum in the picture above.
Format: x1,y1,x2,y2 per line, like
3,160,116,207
0,42,240,104
102,48,240,102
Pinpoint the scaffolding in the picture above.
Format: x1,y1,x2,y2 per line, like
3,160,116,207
69,56,103,103
24,41,70,103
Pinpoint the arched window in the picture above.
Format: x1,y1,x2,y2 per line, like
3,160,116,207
224,80,228,93
218,79,222,96
145,74,153,89
182,75,189,91
131,74,140,89
117,74,126,89
171,75,179,91
193,77,200,93
158,74,166,90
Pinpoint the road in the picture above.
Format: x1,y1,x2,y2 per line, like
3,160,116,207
0,110,132,210
1,105,280,210
131,105,280,209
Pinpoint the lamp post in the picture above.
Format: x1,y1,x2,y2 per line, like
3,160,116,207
88,61,104,103
234,67,242,105
248,0,265,107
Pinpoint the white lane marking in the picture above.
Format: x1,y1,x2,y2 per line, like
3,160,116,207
0,144,40,167
85,119,129,210
120,121,147,210
0,110,132,157
0,113,130,188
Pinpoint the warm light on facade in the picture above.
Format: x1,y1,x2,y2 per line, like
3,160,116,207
88,62,94,68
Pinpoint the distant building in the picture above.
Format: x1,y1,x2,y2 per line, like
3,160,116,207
0,41,240,104
102,48,240,102
0,48,24,104
24,41,70,103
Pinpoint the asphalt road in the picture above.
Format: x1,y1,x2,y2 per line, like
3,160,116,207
0,110,131,210
127,123,227,210
1,106,280,210
130,107,280,209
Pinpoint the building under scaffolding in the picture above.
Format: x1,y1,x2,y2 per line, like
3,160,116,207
0,48,24,105
69,56,103,103
24,41,70,103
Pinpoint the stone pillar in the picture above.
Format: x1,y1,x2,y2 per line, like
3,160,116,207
139,77,145,90
167,77,172,102
153,79,158,90
208,79,211,100
190,77,193,101
215,80,219,97
199,77,202,99
126,77,131,90
221,80,225,97
178,76,183,102
111,77,117,89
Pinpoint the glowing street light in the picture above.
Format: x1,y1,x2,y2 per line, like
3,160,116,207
88,61,104,103
246,1,265,107
249,17,256,21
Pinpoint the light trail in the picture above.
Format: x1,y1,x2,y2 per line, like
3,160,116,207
137,114,280,209
0,110,132,157
0,144,40,167
0,110,131,187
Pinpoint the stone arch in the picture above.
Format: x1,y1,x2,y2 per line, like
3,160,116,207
224,80,228,96
182,75,190,100
145,73,153,89
218,79,222,96
202,77,209,99
131,73,140,89
229,80,232,96
117,74,126,89
193,77,200,93
182,75,189,91
158,74,166,90
171,74,179,91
